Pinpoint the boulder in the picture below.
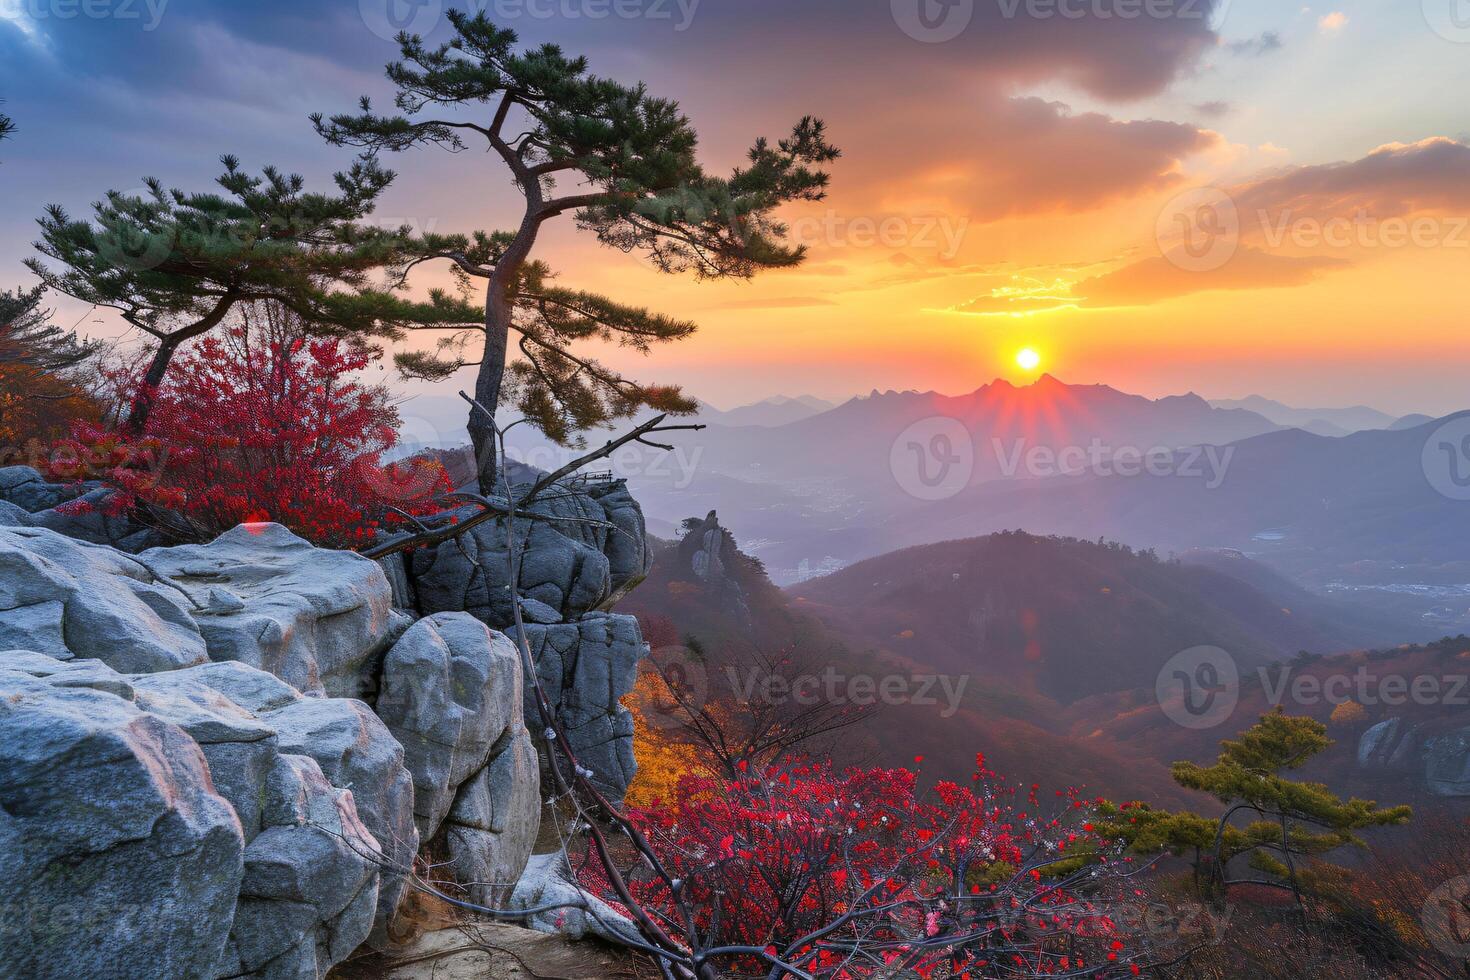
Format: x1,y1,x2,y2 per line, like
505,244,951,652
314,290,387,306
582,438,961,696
442,728,541,908
141,523,408,698
1357,717,1423,773
521,613,646,800
0,652,398,979
150,661,420,941
406,479,650,627
581,480,652,605
0,525,208,672
375,613,540,908
0,660,245,980
674,510,751,629
30,486,168,551
1425,729,1470,796
0,467,162,550
506,851,640,945
375,614,522,838
0,465,82,513
226,754,382,978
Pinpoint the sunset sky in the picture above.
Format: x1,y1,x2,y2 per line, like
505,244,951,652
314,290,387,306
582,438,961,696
2,0,1468,419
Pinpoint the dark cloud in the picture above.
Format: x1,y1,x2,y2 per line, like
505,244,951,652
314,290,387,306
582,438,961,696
1231,138,1470,221
0,0,1227,276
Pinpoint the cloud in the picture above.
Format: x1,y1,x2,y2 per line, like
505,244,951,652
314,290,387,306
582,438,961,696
1193,101,1232,118
1231,137,1470,222
955,292,1080,315
1318,12,1348,32
955,136,1470,312
682,0,1224,103
864,96,1219,223
1075,248,1346,305
1227,31,1283,56
955,246,1347,312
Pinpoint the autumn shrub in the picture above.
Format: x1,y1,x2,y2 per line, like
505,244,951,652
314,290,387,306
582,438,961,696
577,755,1150,978
46,308,449,548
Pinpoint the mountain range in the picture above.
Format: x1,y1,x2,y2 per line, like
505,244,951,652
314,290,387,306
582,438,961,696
1207,395,1401,436
624,521,1464,805
408,377,1467,634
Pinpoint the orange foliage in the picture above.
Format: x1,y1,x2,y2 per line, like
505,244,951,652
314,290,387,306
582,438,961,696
624,667,705,809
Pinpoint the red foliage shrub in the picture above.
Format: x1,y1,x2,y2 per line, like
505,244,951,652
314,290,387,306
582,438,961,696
578,755,1146,978
47,314,448,548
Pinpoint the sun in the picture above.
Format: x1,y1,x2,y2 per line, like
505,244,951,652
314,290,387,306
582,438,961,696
1015,347,1042,372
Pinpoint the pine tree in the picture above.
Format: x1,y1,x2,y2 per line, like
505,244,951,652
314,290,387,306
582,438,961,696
0,287,101,447
314,10,839,491
0,287,100,373
1101,709,1411,905
26,154,454,433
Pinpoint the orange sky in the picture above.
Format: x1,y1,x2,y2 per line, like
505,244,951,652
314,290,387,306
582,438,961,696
5,0,1470,417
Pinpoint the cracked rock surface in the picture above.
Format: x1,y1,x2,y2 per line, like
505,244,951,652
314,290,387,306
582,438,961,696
0,652,386,980
140,523,410,699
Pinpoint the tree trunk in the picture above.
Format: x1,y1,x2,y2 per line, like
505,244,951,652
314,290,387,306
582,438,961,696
125,295,236,435
472,214,540,495
124,334,181,435
469,305,508,494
